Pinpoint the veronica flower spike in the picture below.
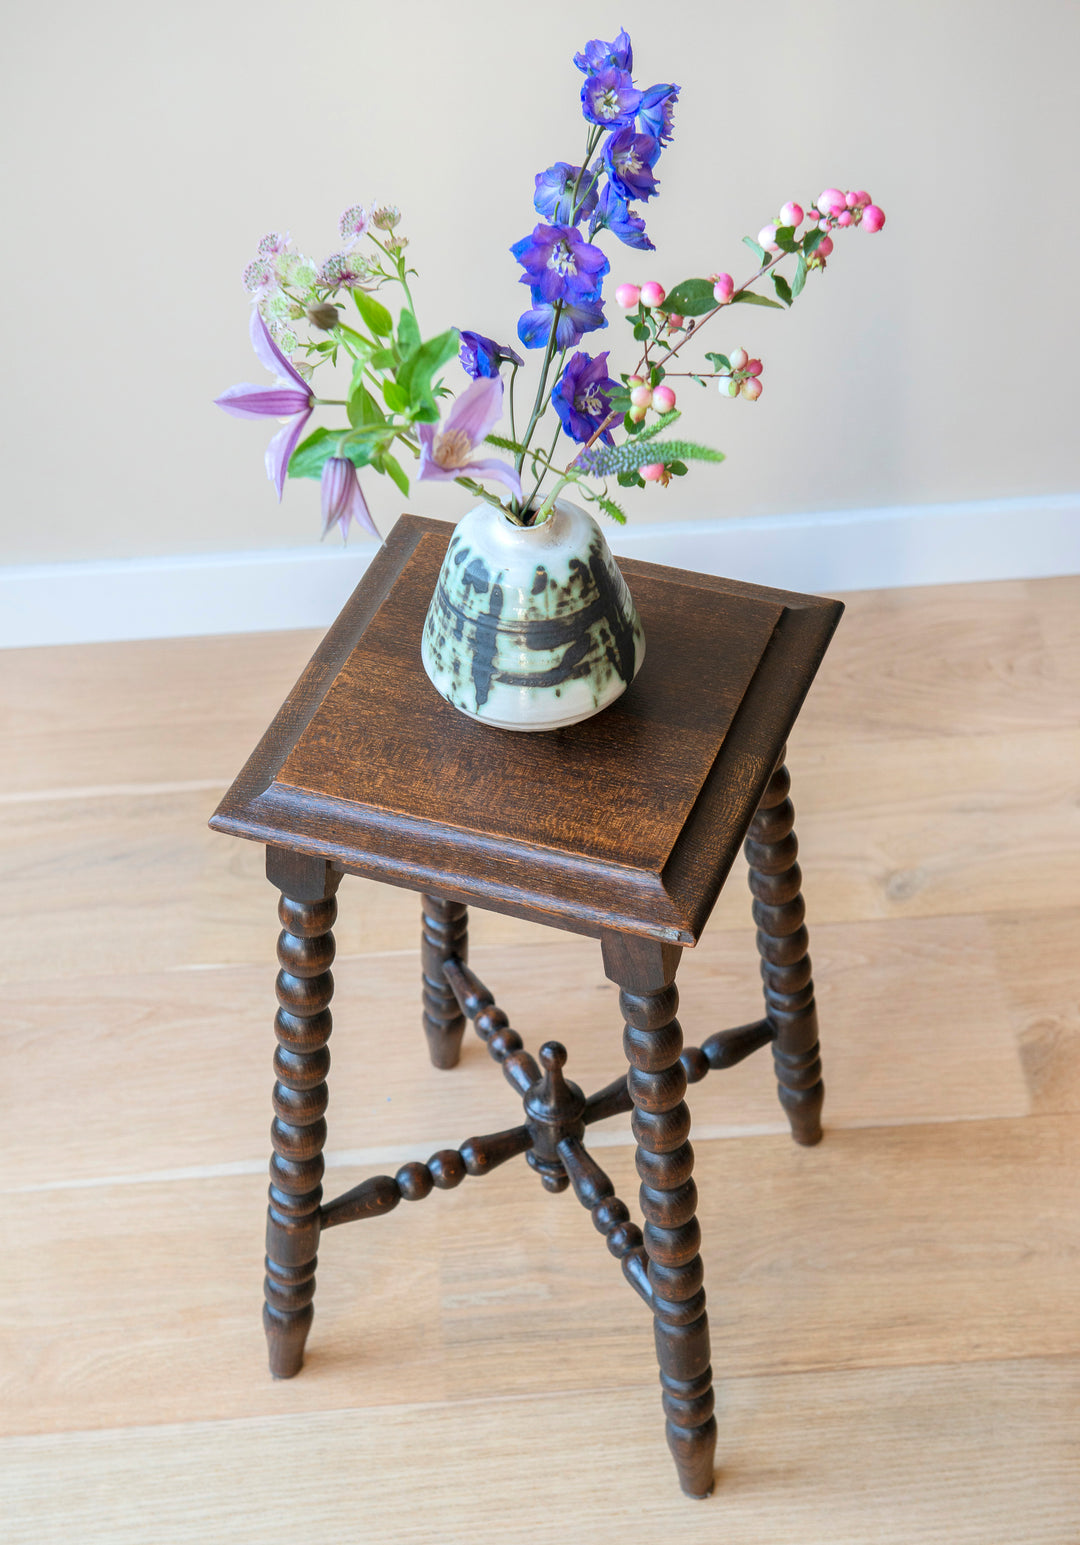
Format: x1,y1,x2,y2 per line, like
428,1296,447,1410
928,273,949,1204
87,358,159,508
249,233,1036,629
214,310,314,499
417,375,522,499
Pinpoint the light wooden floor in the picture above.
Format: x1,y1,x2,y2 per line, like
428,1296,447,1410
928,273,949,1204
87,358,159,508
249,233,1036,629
1,575,1078,1543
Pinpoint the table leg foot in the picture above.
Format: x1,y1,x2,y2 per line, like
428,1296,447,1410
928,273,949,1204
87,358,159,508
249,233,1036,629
263,1276,315,1379
666,1410,719,1498
421,895,468,1069
745,760,824,1147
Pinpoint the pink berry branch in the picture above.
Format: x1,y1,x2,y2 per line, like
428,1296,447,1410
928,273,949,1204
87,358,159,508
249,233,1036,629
571,187,886,494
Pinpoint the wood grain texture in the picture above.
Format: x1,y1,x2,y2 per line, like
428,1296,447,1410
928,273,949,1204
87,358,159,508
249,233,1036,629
4,1115,1076,1440
4,916,1030,1192
0,629,322,796
796,577,1080,742
5,1358,1078,1545
989,906,1080,1115
1,572,1077,1538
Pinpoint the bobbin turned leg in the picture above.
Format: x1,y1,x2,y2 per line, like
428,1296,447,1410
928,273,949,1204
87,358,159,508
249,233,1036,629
421,894,468,1070
745,757,823,1146
602,932,717,1499
263,849,340,1378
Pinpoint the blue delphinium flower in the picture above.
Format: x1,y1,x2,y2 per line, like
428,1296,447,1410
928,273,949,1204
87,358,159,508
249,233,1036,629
638,83,680,144
533,163,599,227
551,352,620,445
574,29,632,75
511,223,610,305
458,330,524,379
590,182,654,251
603,128,661,202
581,67,641,129
517,293,607,351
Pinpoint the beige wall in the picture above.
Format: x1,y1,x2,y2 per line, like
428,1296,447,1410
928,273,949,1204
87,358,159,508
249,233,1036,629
3,0,1078,565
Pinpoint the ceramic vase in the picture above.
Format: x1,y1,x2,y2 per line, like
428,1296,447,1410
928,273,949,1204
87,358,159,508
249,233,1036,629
421,499,646,731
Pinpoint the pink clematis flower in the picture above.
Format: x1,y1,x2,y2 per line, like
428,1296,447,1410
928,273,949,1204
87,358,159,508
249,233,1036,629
417,376,522,500
214,310,315,499
320,457,381,543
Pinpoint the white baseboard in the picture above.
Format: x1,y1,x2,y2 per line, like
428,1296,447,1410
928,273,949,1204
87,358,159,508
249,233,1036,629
2,493,1077,648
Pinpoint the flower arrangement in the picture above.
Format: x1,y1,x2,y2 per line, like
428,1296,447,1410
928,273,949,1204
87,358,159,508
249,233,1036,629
216,28,885,541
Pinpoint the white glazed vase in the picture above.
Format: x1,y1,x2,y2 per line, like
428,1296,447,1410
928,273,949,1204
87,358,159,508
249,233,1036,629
421,499,646,731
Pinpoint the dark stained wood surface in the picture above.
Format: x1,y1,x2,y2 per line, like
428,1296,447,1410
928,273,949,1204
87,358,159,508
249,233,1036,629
210,516,843,945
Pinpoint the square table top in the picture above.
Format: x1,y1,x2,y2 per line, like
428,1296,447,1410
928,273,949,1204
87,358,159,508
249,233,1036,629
210,515,843,946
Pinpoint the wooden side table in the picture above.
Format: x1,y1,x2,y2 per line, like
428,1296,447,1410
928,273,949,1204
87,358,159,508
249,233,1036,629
210,515,843,1498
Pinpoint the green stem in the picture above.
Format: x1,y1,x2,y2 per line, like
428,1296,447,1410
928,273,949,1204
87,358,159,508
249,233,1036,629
508,364,519,445
454,476,508,512
514,302,563,483
524,403,564,510
534,474,575,522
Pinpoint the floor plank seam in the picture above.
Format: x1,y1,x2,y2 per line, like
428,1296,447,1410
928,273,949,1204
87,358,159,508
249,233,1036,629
0,779,228,805
13,1108,1059,1195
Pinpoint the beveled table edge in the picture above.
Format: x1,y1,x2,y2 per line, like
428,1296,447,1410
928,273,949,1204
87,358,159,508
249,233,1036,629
210,514,843,945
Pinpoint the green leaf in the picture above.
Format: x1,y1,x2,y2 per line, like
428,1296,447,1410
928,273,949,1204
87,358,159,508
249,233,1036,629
379,450,410,497
588,492,627,525
649,363,666,387
743,236,768,265
353,290,393,336
774,225,799,255
287,427,341,480
398,309,421,354
347,379,386,429
632,322,649,341
369,347,398,370
335,322,376,355
616,469,645,488
803,227,826,256
397,326,459,419
336,430,383,470
732,291,785,310
381,381,409,414
772,273,793,306
667,460,688,476
704,352,731,371
792,254,808,298
661,277,717,317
